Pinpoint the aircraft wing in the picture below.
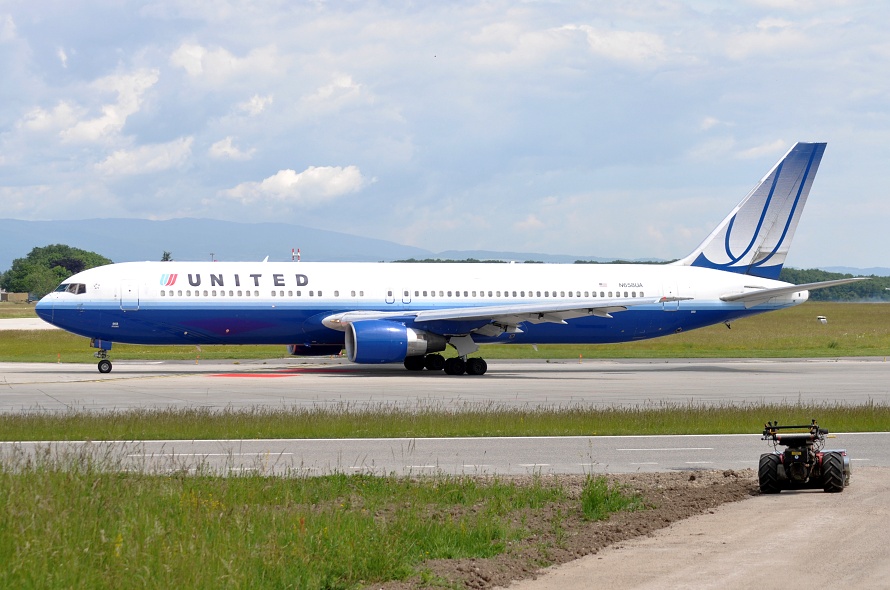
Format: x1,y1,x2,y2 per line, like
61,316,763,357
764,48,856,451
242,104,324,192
720,277,869,308
323,296,676,332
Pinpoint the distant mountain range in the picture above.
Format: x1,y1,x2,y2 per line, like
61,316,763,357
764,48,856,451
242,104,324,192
1,218,887,277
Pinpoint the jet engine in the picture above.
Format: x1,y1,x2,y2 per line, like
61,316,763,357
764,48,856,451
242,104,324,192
345,320,446,364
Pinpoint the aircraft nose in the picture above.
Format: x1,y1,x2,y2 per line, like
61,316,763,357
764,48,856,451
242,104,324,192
35,296,54,324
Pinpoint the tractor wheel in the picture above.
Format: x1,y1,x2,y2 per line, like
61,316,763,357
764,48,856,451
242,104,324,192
822,452,845,493
758,453,781,494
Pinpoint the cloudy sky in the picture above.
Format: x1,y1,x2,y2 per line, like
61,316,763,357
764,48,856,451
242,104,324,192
2,1,888,268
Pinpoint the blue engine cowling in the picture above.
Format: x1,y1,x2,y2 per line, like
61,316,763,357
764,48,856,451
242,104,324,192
345,320,447,364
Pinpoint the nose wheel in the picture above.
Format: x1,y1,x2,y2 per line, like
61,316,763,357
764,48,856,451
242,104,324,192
91,339,114,373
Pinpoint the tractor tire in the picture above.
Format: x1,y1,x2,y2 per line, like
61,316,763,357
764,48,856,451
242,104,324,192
758,453,782,494
822,452,845,493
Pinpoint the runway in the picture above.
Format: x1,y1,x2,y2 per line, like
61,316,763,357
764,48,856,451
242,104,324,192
5,433,887,476
2,357,890,412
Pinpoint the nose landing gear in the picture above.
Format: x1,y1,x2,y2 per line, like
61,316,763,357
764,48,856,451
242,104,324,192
91,338,114,373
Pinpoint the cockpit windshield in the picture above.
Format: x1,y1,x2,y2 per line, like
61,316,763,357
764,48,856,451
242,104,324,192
54,283,87,295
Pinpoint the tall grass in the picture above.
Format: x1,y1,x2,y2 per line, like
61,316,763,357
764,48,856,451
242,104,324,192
2,400,888,442
0,448,639,590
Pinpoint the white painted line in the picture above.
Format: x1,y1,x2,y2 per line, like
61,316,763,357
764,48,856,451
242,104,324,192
852,458,872,461
630,462,659,465
126,452,294,457
685,461,714,465
617,447,713,451
518,463,550,467
406,465,437,469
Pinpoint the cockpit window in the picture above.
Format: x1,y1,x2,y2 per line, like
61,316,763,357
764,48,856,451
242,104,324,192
54,283,86,294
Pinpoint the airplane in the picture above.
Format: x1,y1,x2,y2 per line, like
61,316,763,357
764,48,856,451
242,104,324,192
36,142,865,375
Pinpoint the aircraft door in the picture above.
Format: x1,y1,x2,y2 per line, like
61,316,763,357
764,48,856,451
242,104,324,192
120,280,140,311
661,282,679,311
401,288,412,305
385,289,395,304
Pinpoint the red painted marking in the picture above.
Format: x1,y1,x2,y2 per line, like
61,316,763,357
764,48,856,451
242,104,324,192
208,367,358,378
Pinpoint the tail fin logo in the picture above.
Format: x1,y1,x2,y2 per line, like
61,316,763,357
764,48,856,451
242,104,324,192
160,274,178,287
678,142,826,280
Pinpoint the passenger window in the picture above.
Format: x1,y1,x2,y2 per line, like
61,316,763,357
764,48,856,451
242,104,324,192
288,291,292,297
203,290,208,296
335,291,340,297
178,290,182,296
632,291,636,297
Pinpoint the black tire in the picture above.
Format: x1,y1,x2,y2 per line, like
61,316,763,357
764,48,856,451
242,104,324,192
424,354,445,371
758,453,781,494
403,355,425,371
822,452,845,493
465,358,487,375
443,357,466,375
98,359,112,374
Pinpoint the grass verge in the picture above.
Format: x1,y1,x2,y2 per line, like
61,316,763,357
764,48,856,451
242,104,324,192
0,447,639,590
2,400,888,441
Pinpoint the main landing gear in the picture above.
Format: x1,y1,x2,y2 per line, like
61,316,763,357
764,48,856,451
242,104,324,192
403,354,488,375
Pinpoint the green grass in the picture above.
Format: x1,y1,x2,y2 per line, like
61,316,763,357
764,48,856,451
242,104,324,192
0,301,38,319
0,449,635,590
3,401,888,442
3,302,889,363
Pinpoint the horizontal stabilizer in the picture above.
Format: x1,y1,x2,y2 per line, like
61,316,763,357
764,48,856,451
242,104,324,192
720,277,869,307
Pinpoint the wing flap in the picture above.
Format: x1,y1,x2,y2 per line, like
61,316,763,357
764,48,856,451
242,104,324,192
323,297,669,331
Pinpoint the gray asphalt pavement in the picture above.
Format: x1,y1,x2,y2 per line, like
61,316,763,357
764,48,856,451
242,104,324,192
2,357,890,412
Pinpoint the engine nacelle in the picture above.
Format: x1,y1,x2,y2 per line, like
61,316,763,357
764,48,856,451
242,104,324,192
345,320,447,364
286,344,343,356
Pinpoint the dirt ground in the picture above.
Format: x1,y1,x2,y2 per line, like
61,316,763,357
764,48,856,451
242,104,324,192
371,469,757,590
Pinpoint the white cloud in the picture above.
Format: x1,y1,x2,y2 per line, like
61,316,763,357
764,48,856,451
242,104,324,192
61,69,159,143
209,136,255,160
0,14,15,42
737,139,786,159
20,101,81,132
57,47,68,68
221,165,368,206
567,25,668,64
96,136,194,175
238,93,273,116
300,75,365,114
170,43,281,85
514,214,545,232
